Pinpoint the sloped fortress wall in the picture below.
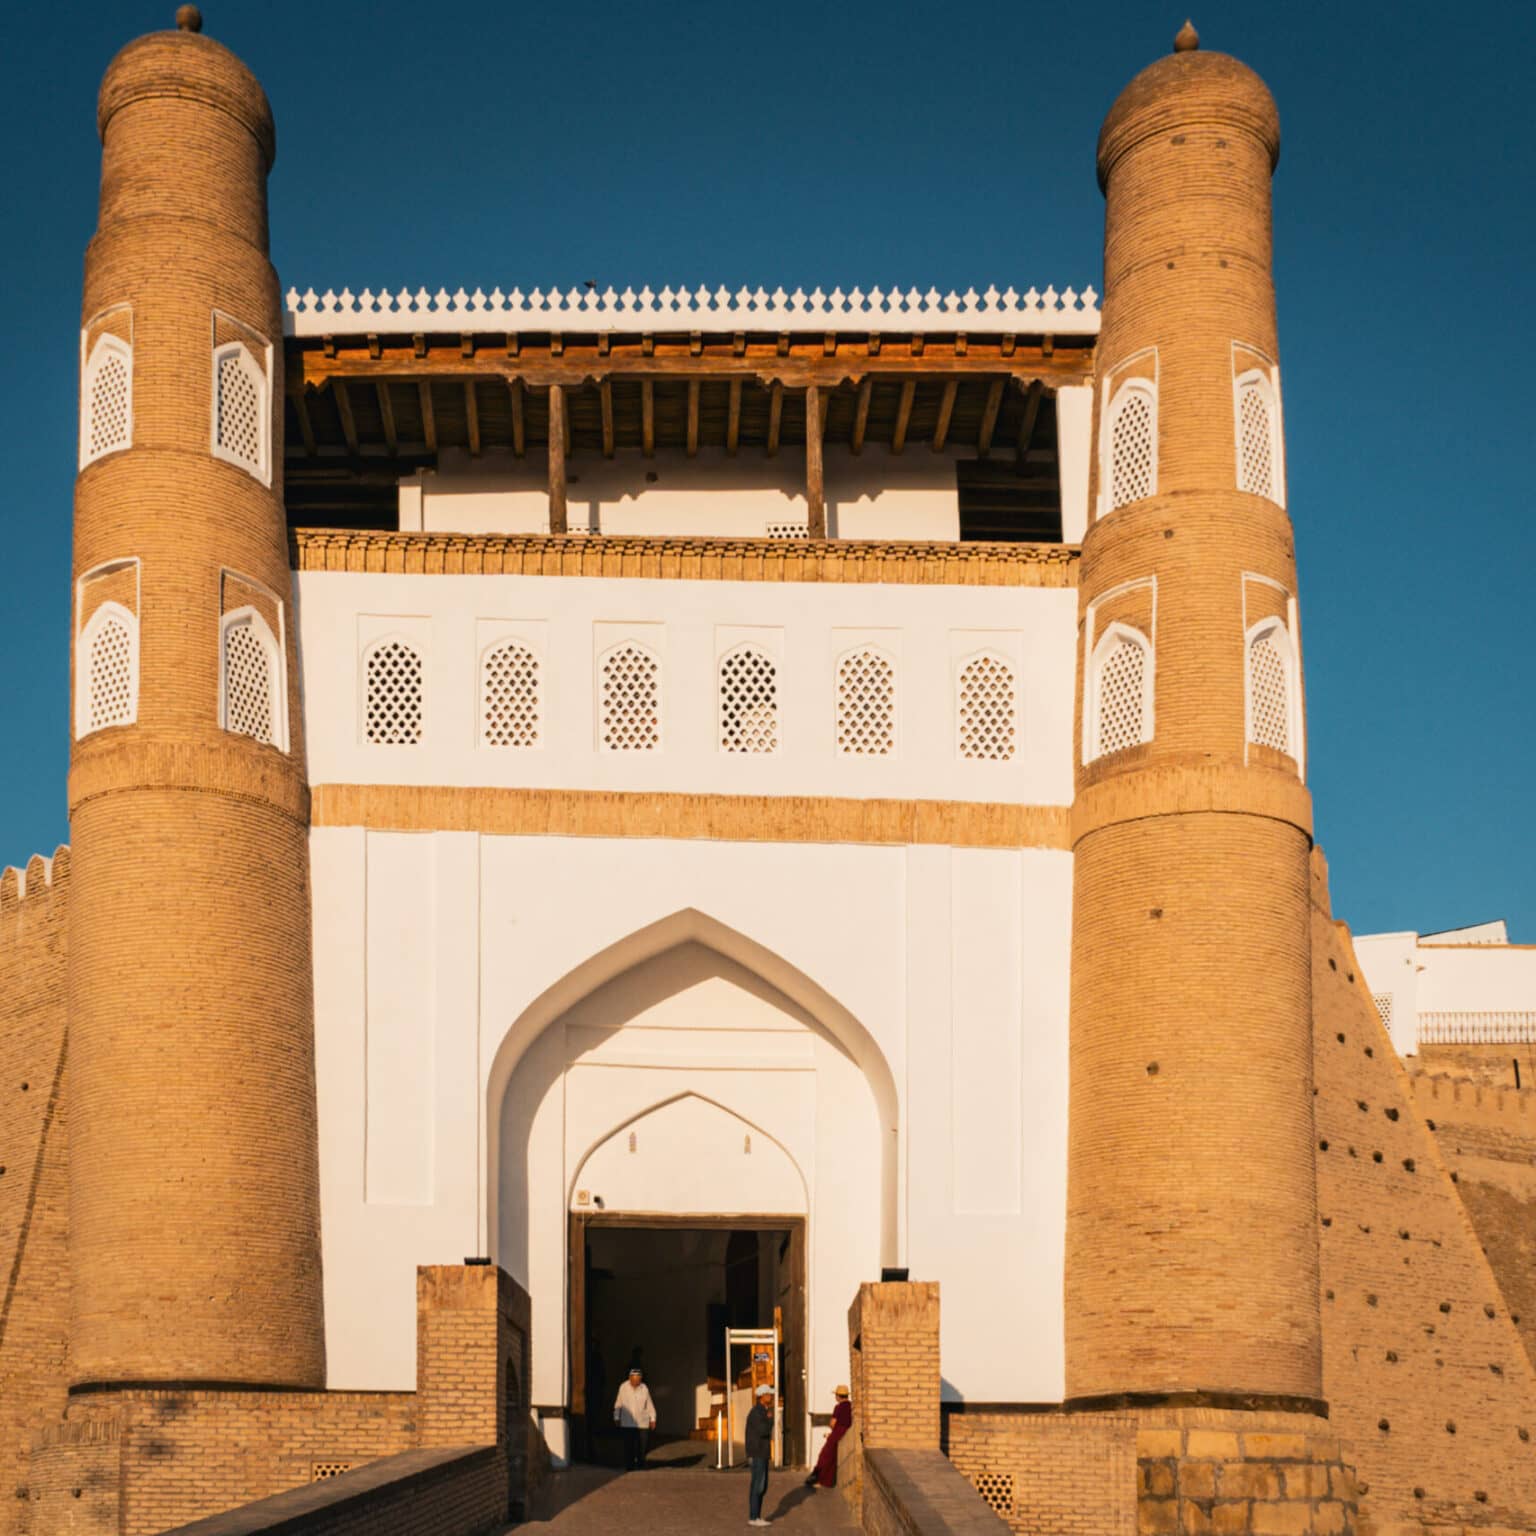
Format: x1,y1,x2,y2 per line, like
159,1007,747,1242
1406,1071,1536,1370
0,856,71,1536
1311,858,1536,1530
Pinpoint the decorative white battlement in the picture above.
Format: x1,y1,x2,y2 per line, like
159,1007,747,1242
283,283,1100,338
1419,1011,1536,1045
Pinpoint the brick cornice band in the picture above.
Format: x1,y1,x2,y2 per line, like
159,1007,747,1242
310,783,1072,850
291,529,1081,587
68,738,310,824
1070,764,1313,846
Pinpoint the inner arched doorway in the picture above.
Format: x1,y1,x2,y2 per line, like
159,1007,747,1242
488,910,896,1469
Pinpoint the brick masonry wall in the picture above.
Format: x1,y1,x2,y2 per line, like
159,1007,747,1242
1312,875,1536,1530
946,1409,1136,1536
1405,1072,1536,1371
0,854,71,1536
847,1283,942,1452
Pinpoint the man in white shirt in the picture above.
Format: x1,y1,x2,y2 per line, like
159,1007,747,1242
613,1366,657,1470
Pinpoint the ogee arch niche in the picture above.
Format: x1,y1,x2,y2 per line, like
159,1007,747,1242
490,916,893,1467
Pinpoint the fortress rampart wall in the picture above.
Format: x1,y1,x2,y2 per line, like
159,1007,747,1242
1312,870,1536,1530
0,851,71,1536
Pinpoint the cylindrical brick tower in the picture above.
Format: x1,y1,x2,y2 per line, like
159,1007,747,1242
67,9,325,1387
1065,25,1321,1404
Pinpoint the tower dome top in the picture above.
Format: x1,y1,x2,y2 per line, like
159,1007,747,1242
97,17,275,170
1097,30,1279,191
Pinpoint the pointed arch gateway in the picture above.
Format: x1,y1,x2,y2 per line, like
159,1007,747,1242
486,907,899,1468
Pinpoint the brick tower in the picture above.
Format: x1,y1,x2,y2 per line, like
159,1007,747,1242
67,8,325,1387
1066,24,1321,1405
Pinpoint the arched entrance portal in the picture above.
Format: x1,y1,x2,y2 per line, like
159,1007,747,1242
489,910,896,1469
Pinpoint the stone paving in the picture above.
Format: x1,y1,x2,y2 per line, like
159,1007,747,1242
519,1464,860,1533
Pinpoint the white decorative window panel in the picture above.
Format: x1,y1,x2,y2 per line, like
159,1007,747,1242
957,653,1017,761
1102,377,1157,513
211,340,270,484
79,333,132,469
482,639,541,748
364,637,424,745
600,642,662,752
719,646,778,754
220,607,283,748
765,521,809,540
1086,623,1153,762
836,647,896,756
1245,618,1298,759
1373,994,1394,1029
76,600,139,739
1234,367,1285,506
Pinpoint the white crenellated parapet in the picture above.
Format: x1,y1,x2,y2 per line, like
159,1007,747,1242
283,282,1100,338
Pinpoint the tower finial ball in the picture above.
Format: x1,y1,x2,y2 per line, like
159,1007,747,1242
1174,19,1199,51
175,5,203,31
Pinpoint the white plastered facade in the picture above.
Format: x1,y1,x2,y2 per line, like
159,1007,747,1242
301,564,1078,1456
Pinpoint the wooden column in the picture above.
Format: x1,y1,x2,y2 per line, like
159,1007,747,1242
805,384,826,539
547,384,568,533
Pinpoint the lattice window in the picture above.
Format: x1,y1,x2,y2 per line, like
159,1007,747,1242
221,610,278,747
766,521,809,539
1088,626,1151,761
972,1471,1014,1516
719,647,778,754
599,642,661,752
1236,374,1277,500
79,602,138,737
957,654,1016,761
1105,378,1156,512
1374,993,1394,1028
310,1463,353,1482
80,334,132,468
212,341,268,483
482,640,541,748
836,648,895,756
1247,623,1291,754
365,638,424,745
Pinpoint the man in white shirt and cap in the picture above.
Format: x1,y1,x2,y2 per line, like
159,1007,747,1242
613,1366,657,1471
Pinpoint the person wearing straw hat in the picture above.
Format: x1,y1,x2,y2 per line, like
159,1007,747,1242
745,1383,775,1525
804,1385,852,1489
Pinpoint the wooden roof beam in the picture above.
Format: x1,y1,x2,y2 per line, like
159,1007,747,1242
333,381,359,457
1014,378,1044,475
851,378,872,456
464,381,481,457
891,380,915,455
418,381,437,454
375,382,397,456
976,378,1005,459
932,380,957,453
509,378,525,457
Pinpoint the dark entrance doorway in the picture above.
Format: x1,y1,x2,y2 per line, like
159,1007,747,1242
568,1213,806,1467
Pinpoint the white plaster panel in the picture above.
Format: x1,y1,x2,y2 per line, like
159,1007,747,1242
365,831,436,1205
297,572,1077,806
949,849,1024,1216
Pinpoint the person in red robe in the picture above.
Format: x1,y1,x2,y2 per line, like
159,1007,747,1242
805,1385,852,1488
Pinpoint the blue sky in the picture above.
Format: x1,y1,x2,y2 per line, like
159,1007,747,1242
3,0,1532,938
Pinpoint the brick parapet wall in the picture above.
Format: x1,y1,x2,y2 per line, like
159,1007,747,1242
847,1283,941,1453
862,1448,1010,1536
14,1265,532,1536
1311,859,1536,1532
0,851,71,1536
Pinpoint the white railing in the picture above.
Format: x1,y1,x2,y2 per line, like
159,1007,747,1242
1418,1011,1536,1045
283,282,1101,338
